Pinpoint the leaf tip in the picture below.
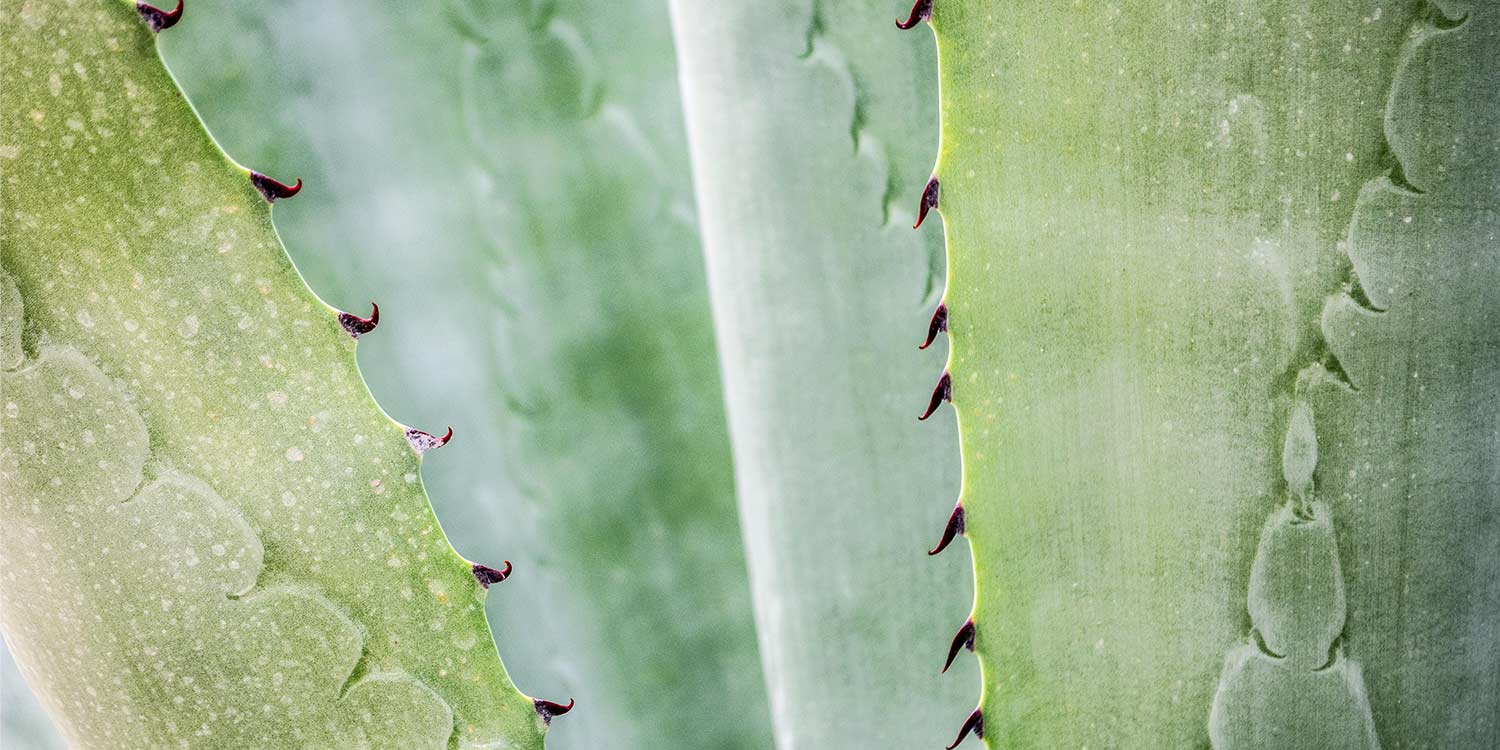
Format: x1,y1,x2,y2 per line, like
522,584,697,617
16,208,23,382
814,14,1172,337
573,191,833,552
136,0,183,32
249,171,303,203
946,708,983,749
919,303,948,350
913,177,941,228
896,0,933,30
918,370,951,420
471,560,512,588
405,426,453,455
338,302,380,339
928,503,965,556
534,697,575,726
942,618,976,673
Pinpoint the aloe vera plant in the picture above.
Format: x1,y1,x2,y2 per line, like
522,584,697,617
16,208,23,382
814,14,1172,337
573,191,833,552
0,2,565,747
900,0,1499,747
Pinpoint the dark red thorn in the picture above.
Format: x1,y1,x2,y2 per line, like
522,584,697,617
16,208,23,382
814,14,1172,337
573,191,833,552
919,303,948,350
137,0,183,32
472,560,512,588
943,618,976,673
928,504,965,556
918,371,951,420
896,0,932,29
533,698,575,726
913,177,940,228
249,172,303,203
405,426,453,455
946,708,984,749
338,302,380,339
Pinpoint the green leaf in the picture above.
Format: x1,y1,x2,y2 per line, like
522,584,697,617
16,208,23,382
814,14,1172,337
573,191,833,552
929,0,1499,746
668,1,976,746
0,3,542,748
148,1,773,748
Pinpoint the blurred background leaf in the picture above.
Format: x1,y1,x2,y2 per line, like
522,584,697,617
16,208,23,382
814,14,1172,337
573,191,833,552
1,651,59,749
667,1,975,747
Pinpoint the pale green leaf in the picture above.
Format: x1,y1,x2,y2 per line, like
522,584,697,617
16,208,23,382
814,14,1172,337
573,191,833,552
668,1,976,747
931,0,1499,746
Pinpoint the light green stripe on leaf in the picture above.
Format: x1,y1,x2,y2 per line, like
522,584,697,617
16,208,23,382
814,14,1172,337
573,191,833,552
669,1,975,747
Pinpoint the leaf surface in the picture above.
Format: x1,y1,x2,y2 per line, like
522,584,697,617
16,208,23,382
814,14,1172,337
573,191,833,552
928,0,1499,746
668,1,976,746
1,3,542,748
149,1,773,748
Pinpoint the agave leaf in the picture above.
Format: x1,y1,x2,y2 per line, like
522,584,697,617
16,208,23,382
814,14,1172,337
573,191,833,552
143,1,772,748
926,0,1499,747
668,1,975,747
0,2,544,748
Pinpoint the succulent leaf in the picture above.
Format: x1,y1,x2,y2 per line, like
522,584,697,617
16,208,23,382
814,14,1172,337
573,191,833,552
0,2,544,747
924,0,1500,746
667,1,975,747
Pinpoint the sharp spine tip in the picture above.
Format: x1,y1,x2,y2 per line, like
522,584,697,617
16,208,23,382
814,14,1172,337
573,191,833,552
250,172,303,203
946,708,984,749
338,302,379,339
896,0,933,29
137,0,183,32
534,698,575,726
942,618,976,673
913,177,940,228
919,303,949,350
472,560,512,588
405,426,453,455
918,371,952,420
928,504,965,556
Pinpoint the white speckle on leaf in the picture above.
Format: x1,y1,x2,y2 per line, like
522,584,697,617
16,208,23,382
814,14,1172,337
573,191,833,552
284,447,303,462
